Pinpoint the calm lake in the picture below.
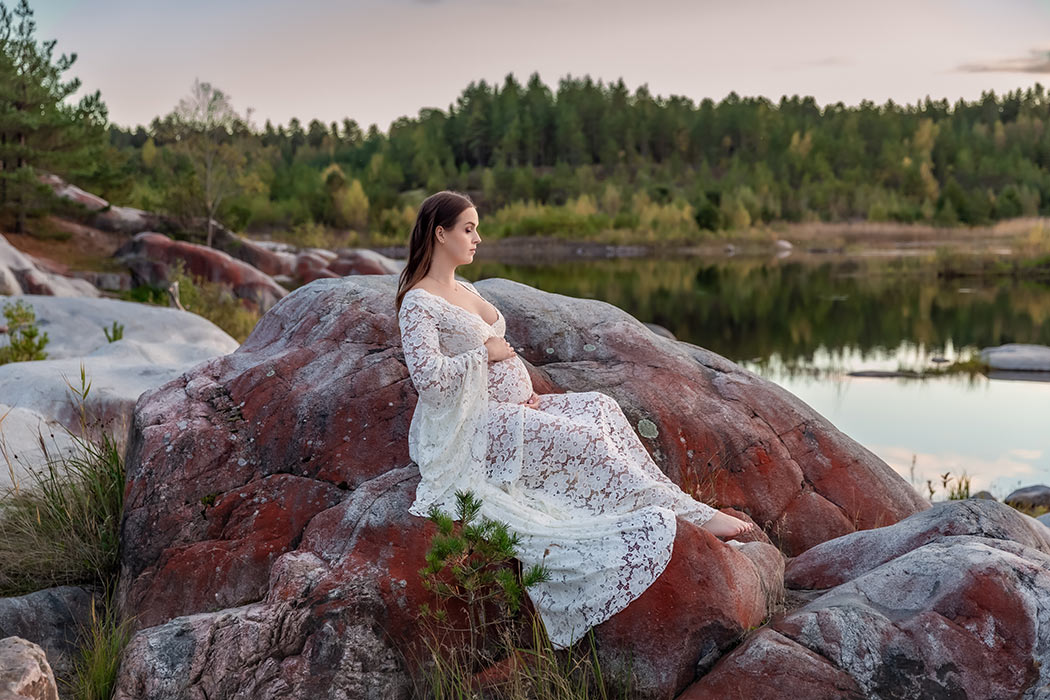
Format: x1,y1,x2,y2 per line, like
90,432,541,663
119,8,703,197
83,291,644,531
465,254,1050,499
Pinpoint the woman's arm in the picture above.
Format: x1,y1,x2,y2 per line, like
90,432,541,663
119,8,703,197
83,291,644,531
399,297,489,412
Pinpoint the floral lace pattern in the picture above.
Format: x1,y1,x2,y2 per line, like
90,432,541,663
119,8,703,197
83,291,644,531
398,281,717,648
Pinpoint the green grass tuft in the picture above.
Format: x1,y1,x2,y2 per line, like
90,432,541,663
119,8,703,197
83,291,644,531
64,590,134,700
0,367,124,596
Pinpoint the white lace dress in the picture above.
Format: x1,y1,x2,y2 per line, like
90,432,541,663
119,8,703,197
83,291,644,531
398,281,717,648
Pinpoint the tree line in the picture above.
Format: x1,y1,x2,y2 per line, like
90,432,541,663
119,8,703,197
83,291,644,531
4,0,1050,245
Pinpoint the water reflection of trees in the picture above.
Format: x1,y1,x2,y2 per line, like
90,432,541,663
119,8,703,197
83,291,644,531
468,258,1050,364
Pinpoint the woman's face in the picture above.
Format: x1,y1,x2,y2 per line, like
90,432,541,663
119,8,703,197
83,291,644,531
436,207,481,266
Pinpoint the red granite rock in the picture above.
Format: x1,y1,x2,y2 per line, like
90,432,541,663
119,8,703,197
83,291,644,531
214,233,296,278
293,251,332,282
114,232,288,310
116,274,931,696
678,630,865,700
329,249,402,276
593,522,783,699
686,534,1050,699
784,499,1050,590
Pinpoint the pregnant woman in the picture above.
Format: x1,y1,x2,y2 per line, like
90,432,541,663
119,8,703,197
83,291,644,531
396,190,755,648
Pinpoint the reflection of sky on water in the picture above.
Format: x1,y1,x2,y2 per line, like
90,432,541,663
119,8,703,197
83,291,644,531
745,343,1050,499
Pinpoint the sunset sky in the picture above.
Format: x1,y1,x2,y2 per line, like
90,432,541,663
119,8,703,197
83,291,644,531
32,0,1050,131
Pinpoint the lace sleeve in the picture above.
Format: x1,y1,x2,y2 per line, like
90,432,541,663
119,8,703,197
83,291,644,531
399,295,489,413
399,294,491,518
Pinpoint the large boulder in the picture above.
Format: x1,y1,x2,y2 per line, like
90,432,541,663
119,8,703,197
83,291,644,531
593,527,783,699
0,296,238,490
114,232,287,311
115,275,926,695
784,498,1050,590
0,234,99,297
684,500,1050,699
0,637,58,700
478,278,929,556
685,537,1050,699
0,586,97,679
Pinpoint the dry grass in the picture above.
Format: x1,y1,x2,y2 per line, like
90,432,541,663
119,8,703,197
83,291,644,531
411,617,628,700
0,367,125,596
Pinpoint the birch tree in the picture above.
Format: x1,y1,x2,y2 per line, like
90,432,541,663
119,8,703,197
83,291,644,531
172,79,247,246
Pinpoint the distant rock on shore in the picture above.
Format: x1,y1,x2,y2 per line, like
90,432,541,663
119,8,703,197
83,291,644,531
980,343,1050,372
0,234,99,297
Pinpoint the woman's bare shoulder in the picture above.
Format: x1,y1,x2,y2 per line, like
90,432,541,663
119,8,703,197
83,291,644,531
407,279,443,296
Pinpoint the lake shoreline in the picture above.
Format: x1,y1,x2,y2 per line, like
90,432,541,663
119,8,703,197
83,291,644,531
370,216,1050,266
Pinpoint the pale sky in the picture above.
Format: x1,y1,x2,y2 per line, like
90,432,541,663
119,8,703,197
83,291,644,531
31,0,1050,131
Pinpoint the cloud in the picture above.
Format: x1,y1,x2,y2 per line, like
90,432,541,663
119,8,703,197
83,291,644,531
959,48,1050,74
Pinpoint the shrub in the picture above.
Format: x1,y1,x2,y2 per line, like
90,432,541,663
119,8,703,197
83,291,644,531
169,260,260,342
0,300,49,364
412,490,628,699
419,490,549,662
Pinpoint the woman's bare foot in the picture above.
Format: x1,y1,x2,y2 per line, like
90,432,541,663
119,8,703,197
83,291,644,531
701,511,757,538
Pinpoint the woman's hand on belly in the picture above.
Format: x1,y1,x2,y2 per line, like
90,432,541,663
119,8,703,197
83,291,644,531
522,392,541,409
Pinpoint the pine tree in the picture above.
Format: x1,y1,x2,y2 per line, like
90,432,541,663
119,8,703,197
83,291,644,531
0,0,108,233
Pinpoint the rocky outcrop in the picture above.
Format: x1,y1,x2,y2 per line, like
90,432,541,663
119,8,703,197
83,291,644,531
114,232,288,310
329,248,403,276
0,637,58,700
211,233,296,278
784,498,1050,590
0,296,238,490
0,587,97,679
292,250,338,284
4,295,238,361
114,274,929,696
0,234,99,297
221,237,403,285
40,172,167,237
683,500,1050,699
112,546,414,700
593,527,783,698
41,172,404,292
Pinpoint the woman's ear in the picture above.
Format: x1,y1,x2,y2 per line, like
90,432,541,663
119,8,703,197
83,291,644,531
435,226,445,243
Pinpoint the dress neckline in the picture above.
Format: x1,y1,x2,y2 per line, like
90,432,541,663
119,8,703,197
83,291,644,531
407,283,501,327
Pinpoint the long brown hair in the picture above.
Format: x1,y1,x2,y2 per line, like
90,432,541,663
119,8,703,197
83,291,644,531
395,190,476,312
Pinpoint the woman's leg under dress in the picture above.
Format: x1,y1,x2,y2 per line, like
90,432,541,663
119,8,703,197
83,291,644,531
509,391,717,527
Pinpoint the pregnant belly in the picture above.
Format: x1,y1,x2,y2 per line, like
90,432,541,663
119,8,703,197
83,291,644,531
488,356,533,404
